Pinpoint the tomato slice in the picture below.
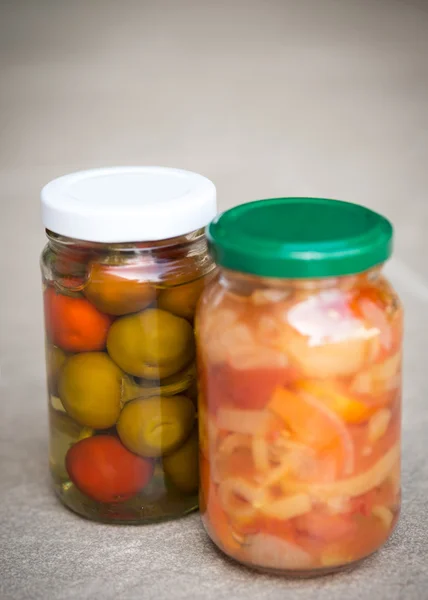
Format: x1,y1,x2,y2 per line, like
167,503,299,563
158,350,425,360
319,513,394,565
268,387,355,476
206,362,289,411
348,285,403,358
259,516,296,540
294,510,358,543
296,380,374,424
349,478,398,517
203,484,241,555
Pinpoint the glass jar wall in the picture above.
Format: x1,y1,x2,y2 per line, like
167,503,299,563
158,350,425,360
196,198,402,575
40,167,217,523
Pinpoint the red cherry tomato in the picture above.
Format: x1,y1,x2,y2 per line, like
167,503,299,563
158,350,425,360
44,287,112,352
66,436,154,503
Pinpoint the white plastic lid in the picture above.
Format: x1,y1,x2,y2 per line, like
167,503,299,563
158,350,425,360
41,166,217,243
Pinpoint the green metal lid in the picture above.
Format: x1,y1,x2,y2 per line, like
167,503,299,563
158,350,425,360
207,198,393,278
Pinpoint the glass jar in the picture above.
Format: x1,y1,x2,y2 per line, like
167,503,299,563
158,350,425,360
196,198,402,576
40,166,217,523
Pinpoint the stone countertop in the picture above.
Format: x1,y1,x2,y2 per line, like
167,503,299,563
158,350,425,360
1,1,427,598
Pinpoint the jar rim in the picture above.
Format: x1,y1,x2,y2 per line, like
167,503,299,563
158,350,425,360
45,228,207,252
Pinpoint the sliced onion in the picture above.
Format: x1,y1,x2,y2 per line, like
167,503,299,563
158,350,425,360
259,493,312,520
252,435,271,472
229,347,288,370
261,457,292,487
351,351,402,396
281,443,399,500
218,433,252,456
368,409,391,443
218,477,265,520
217,407,271,436
372,505,394,529
360,298,393,350
299,392,355,476
245,533,313,570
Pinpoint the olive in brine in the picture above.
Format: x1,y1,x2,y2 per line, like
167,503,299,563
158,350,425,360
117,395,195,457
158,277,205,321
84,263,157,316
107,308,195,379
58,352,123,429
163,429,199,494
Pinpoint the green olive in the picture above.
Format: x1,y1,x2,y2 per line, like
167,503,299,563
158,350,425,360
107,308,195,379
162,428,199,494
84,262,157,315
58,353,123,429
117,395,195,457
46,345,67,394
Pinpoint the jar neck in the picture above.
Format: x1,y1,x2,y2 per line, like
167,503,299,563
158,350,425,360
45,228,206,254
219,266,384,295
43,228,215,284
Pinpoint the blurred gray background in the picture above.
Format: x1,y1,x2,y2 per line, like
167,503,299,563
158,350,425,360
1,1,427,599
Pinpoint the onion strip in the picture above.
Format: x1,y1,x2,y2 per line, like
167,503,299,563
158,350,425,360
259,493,312,520
244,533,313,570
218,477,266,520
252,435,271,472
217,407,271,436
281,443,399,500
218,433,252,456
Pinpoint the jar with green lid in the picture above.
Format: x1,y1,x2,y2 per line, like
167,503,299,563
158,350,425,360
196,198,402,575
40,166,217,523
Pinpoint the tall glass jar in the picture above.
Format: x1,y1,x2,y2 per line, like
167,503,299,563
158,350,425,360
196,198,402,576
40,167,217,523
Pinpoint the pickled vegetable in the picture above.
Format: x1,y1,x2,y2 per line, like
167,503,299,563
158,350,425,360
44,287,112,352
117,395,195,457
163,430,199,493
197,272,402,573
66,436,154,503
58,353,124,429
85,262,157,315
107,308,195,379
158,276,205,321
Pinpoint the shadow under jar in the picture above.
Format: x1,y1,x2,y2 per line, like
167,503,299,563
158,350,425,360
40,167,217,523
196,198,402,576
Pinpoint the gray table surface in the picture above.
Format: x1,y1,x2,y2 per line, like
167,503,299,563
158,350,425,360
1,1,428,598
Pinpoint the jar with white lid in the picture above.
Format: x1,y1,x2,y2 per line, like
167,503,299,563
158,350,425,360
40,166,217,523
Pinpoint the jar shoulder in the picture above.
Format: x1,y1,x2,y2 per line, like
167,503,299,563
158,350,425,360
196,271,403,370
40,238,215,287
